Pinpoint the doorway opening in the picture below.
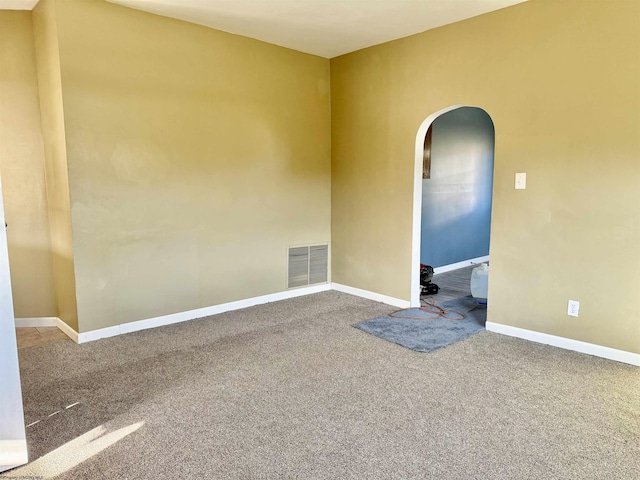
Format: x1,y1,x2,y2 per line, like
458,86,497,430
411,106,495,307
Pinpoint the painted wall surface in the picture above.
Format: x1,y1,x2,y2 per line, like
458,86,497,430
0,11,57,318
331,0,640,353
33,0,79,330
53,0,331,332
420,107,494,268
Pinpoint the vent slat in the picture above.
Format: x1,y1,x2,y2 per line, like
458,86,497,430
288,246,309,288
309,245,328,285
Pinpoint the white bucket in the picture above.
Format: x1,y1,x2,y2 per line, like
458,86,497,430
470,263,489,299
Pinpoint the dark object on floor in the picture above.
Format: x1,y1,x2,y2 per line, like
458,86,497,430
420,264,439,295
421,282,439,295
353,296,486,353
420,264,434,284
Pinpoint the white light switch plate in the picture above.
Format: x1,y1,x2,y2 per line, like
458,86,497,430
515,172,527,190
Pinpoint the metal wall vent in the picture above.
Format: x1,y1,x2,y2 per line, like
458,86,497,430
288,244,328,288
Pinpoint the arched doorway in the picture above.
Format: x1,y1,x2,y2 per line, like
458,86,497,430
411,106,495,306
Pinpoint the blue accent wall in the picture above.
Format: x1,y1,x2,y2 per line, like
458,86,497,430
420,107,494,268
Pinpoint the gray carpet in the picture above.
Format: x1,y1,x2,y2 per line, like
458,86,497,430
354,296,486,352
3,291,639,479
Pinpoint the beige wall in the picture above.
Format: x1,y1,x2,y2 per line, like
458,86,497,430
0,11,57,318
52,0,331,331
331,0,640,353
5,0,636,355
33,0,79,330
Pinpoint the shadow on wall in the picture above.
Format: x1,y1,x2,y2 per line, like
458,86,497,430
420,107,494,268
5,245,57,319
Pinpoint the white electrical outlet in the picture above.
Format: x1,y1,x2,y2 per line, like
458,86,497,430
567,300,580,317
515,172,527,189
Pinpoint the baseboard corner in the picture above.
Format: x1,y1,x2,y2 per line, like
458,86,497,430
56,319,79,344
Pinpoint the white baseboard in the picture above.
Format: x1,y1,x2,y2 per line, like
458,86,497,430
17,282,407,344
76,283,332,344
331,283,410,309
15,316,79,343
433,255,489,275
14,288,637,367
486,322,640,366
56,318,79,343
15,317,58,328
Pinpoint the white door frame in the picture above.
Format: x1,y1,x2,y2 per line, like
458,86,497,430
411,104,490,307
0,174,28,472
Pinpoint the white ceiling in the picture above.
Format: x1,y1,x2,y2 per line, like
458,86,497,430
0,0,37,8
2,0,528,58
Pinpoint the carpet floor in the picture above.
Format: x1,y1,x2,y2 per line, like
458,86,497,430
4,291,639,479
